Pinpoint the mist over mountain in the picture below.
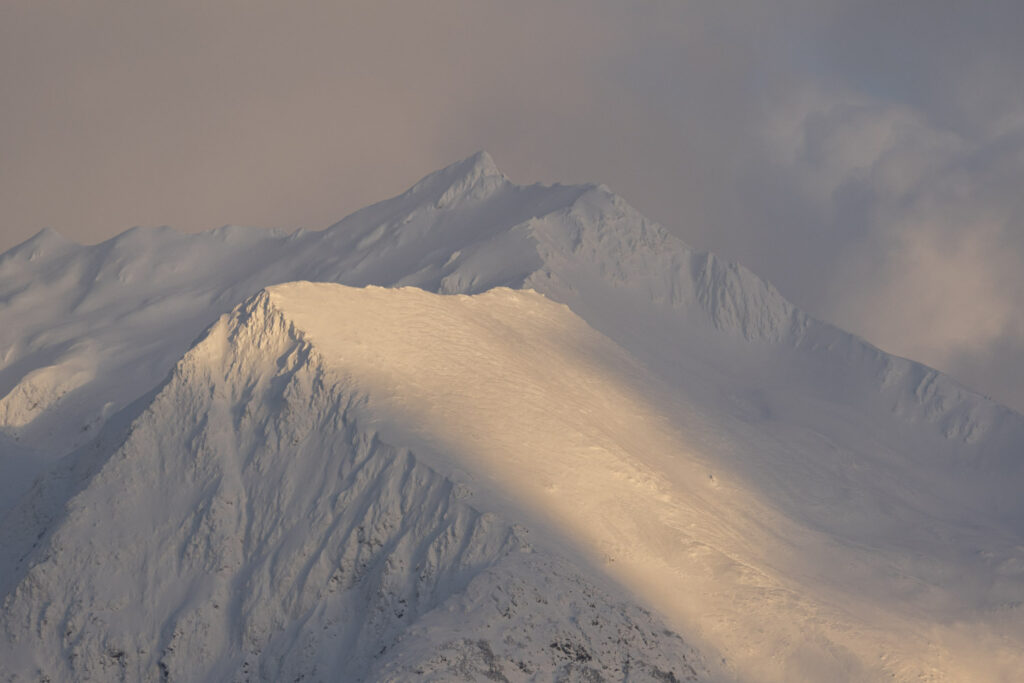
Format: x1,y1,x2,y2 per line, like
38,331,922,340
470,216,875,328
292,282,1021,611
1,154,1022,682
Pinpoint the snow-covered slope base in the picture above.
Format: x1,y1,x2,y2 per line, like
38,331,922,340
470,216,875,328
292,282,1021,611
0,285,706,683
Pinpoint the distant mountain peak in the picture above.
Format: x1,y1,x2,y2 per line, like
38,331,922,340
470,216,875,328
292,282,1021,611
407,150,509,208
2,227,76,264
459,149,503,178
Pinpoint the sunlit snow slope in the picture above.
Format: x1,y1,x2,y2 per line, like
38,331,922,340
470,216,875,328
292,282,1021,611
0,285,708,682
1,153,1023,681
262,284,1024,682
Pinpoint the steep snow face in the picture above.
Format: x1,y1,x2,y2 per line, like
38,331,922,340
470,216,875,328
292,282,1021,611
0,287,706,683
7,151,1017,477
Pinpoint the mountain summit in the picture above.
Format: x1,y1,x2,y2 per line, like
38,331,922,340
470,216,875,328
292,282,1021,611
1,154,1023,681
406,149,508,206
0,284,708,682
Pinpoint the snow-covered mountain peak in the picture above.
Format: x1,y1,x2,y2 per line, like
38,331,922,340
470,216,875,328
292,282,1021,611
516,182,806,344
0,282,713,682
460,149,503,178
306,152,804,344
2,152,1018,468
404,149,509,208
0,227,77,266
20,226,73,249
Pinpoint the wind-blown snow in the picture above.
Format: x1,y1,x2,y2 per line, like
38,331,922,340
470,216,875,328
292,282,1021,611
1,152,1023,681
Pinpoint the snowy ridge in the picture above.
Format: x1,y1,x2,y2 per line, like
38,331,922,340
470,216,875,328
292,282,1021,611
690,251,805,342
0,287,706,682
0,227,76,267
1,152,1017,468
522,186,807,342
793,316,1024,457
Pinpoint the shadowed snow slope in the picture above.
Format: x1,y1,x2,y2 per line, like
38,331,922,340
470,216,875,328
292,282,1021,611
1,153,1023,681
2,283,1022,682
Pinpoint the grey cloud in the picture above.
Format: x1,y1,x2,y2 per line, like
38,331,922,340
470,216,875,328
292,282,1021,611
727,85,1024,411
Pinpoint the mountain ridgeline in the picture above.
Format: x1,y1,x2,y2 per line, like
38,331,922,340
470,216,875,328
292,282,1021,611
1,152,1019,463
1,153,1022,682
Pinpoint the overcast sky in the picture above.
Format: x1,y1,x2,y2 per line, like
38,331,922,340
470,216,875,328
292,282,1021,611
2,1,1023,412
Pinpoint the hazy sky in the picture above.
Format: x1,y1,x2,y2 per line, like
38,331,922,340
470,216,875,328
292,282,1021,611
2,1,1023,412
